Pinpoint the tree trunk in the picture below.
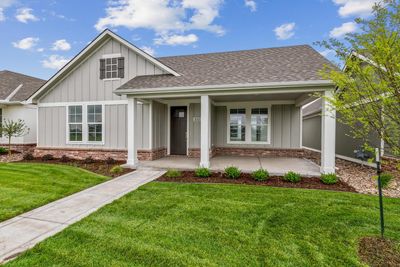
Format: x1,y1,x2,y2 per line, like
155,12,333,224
8,136,11,158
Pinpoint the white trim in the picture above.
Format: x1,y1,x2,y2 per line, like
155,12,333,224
226,104,272,145
149,100,153,150
102,53,122,59
302,146,377,168
214,100,294,106
320,90,336,174
29,29,180,102
38,100,128,107
65,103,105,145
200,95,210,168
5,84,23,102
102,78,122,82
299,108,303,147
167,105,171,155
126,97,138,167
115,80,334,96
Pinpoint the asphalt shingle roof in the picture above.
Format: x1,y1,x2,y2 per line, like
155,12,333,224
117,45,335,92
0,70,45,102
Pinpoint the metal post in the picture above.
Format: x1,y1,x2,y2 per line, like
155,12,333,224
375,148,385,238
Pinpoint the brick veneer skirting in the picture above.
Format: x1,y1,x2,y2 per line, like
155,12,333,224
34,147,128,161
214,147,312,158
0,143,36,153
188,148,216,158
137,148,167,161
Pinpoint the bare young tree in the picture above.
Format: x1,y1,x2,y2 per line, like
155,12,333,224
0,119,29,157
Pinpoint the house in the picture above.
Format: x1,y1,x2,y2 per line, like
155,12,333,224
29,29,337,174
0,70,45,152
302,98,382,166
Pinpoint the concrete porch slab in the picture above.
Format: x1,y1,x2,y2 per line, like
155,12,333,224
140,156,321,177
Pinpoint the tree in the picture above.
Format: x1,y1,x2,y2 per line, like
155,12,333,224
317,0,400,156
0,119,29,157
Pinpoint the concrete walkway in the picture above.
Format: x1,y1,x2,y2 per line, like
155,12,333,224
0,169,165,263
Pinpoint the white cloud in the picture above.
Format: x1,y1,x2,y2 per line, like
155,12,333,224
15,8,39,23
0,0,16,21
12,37,39,50
140,46,155,56
95,0,224,46
332,0,378,17
274,22,296,40
51,39,71,51
154,33,198,46
329,22,357,38
41,55,70,69
244,0,257,12
37,47,44,52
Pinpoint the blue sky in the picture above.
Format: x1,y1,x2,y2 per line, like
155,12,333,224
0,0,377,79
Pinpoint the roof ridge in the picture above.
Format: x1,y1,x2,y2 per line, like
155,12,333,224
0,70,46,82
157,44,312,60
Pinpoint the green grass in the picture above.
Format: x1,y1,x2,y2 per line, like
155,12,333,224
6,182,400,266
0,163,109,222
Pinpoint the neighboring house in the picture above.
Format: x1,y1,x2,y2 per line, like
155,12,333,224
0,70,45,151
29,29,338,173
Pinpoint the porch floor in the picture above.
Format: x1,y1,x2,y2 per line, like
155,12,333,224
140,156,321,177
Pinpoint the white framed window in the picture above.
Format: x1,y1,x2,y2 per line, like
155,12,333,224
68,106,83,142
227,105,271,144
105,58,118,79
100,54,124,80
67,104,104,144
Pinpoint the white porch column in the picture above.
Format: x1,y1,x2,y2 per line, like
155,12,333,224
321,90,336,174
127,97,138,167
200,95,210,168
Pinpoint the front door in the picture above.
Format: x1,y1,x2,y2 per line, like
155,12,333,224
170,106,187,155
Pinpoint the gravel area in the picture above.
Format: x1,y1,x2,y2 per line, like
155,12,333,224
337,159,400,198
0,153,23,163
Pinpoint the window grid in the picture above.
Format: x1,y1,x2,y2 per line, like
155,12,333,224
105,58,118,79
251,108,268,142
87,105,103,142
229,108,246,142
68,106,83,142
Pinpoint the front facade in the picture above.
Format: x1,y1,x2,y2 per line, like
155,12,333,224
31,30,337,174
0,70,44,151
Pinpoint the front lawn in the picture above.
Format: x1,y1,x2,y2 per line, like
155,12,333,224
0,163,109,222
6,182,400,266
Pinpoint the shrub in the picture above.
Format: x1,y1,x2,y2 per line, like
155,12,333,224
373,173,393,189
23,153,34,161
165,169,182,178
60,155,70,163
0,147,8,154
110,165,124,175
224,166,241,179
320,173,338,185
251,168,269,181
84,156,95,164
105,157,116,165
195,167,211,178
41,154,54,161
283,171,302,183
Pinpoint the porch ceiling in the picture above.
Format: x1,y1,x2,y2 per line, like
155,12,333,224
211,92,304,102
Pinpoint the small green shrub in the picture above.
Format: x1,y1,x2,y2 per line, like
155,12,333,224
42,154,54,161
373,173,393,189
195,167,211,178
110,165,124,174
320,173,338,185
84,156,95,164
23,153,34,161
251,168,269,181
284,171,302,183
60,155,70,163
165,169,182,178
0,147,8,154
224,166,241,179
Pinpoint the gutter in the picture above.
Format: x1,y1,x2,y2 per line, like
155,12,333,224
114,80,335,96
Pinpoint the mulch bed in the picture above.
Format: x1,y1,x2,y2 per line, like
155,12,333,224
358,237,400,267
18,158,134,177
157,171,356,192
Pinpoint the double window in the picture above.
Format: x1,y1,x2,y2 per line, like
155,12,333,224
228,107,270,144
68,105,103,143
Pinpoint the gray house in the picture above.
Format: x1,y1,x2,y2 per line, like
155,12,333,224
29,29,337,174
0,70,44,151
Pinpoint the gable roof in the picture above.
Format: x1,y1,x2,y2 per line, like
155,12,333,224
0,70,45,103
29,29,180,102
115,45,336,94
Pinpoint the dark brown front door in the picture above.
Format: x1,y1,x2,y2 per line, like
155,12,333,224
170,106,187,155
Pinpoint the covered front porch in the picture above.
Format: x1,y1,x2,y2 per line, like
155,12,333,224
140,155,321,177
123,84,336,174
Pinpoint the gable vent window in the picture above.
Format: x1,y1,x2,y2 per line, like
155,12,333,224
100,56,124,80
